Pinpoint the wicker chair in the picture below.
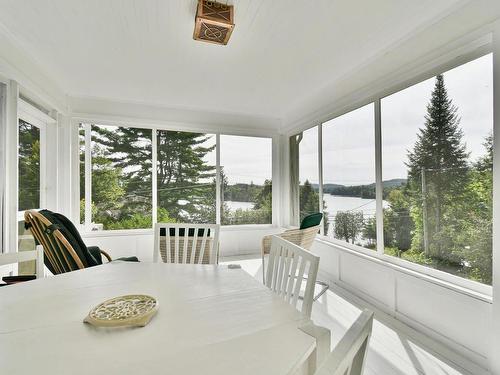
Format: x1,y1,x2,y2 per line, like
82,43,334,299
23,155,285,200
261,213,327,300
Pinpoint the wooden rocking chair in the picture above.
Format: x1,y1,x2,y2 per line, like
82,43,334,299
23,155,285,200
24,210,136,275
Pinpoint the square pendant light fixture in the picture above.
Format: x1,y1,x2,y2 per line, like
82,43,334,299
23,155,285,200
193,0,234,45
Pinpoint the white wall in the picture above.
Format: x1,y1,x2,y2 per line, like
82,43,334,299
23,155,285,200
311,238,492,375
81,226,283,262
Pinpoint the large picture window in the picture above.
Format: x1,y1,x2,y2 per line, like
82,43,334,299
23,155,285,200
381,54,493,284
80,126,273,228
220,135,272,225
322,103,376,250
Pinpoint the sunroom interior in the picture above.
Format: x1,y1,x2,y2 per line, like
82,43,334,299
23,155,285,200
1,1,500,374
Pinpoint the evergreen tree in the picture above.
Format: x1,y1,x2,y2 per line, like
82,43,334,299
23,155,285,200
406,74,469,259
299,180,319,221
156,130,216,223
18,120,41,211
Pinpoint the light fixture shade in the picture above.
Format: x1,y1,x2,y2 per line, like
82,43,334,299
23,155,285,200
193,0,234,46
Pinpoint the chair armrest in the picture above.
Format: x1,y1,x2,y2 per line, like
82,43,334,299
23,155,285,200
100,249,112,263
2,275,36,284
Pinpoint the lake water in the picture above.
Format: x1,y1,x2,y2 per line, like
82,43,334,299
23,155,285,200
226,195,387,218
225,201,254,210
323,195,387,219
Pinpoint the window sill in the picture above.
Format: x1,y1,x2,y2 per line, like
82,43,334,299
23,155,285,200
315,235,492,303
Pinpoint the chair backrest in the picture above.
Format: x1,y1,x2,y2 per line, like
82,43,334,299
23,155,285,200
24,210,86,274
300,212,323,229
265,236,320,318
153,223,220,265
315,310,374,375
0,245,44,279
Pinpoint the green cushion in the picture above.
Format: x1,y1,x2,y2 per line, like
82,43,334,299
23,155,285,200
300,213,323,229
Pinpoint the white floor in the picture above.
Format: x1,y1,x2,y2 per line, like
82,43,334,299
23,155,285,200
220,254,473,375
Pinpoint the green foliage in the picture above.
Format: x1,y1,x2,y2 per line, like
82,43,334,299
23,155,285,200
84,126,272,229
383,188,413,250
18,120,41,211
382,75,492,284
406,74,469,259
334,211,364,244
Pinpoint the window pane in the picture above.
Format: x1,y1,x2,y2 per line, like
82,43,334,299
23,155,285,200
156,130,216,224
18,119,40,211
322,104,376,249
220,135,272,225
298,127,320,222
79,124,85,224
381,54,493,285
90,124,152,230
17,119,41,275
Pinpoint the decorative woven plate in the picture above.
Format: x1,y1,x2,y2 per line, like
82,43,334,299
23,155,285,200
84,294,158,328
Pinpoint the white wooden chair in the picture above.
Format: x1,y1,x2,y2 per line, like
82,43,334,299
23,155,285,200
153,223,220,265
265,236,320,319
315,309,374,375
0,245,44,283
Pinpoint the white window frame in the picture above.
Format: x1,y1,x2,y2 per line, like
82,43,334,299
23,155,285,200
292,47,494,297
77,121,276,232
17,99,56,249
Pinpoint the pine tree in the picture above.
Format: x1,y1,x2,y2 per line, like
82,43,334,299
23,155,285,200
406,74,469,259
156,130,216,223
89,126,216,226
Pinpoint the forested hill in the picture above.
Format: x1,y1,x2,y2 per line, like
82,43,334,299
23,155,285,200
224,183,263,202
223,179,407,202
312,178,407,199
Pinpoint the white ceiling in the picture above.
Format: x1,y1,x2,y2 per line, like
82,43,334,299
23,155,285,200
0,0,495,123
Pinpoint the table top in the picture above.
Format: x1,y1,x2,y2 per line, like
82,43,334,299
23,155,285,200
0,262,316,375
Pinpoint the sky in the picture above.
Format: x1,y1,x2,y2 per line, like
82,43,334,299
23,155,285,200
301,53,493,186
219,135,272,185
199,134,273,185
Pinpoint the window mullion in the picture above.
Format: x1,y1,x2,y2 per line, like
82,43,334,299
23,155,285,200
215,133,221,225
374,99,384,255
318,123,324,235
84,123,92,231
152,128,157,226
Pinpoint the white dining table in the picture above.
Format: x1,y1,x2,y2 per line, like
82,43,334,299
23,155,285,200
0,262,317,375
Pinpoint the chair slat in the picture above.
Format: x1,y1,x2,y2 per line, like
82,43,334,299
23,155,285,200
182,228,189,264
281,250,293,297
166,229,171,263
190,230,199,264
276,245,286,294
198,229,208,265
286,253,300,303
292,256,306,308
29,215,67,273
174,227,180,263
